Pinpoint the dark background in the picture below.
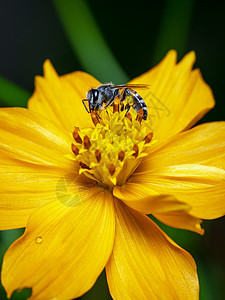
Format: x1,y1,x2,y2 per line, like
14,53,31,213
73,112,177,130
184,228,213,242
0,0,224,299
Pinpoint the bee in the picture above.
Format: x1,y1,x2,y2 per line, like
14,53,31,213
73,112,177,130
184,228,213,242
82,83,149,120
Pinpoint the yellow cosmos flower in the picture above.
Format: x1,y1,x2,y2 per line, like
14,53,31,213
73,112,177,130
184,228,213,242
1,50,225,300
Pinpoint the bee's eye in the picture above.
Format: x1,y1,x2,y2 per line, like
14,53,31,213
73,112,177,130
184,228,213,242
93,90,99,100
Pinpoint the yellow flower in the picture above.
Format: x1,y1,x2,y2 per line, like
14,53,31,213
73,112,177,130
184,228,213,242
1,50,225,300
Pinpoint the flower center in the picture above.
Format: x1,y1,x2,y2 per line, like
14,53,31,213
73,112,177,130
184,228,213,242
71,98,154,188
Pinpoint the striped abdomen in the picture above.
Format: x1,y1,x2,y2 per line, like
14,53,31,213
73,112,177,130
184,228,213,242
128,89,148,120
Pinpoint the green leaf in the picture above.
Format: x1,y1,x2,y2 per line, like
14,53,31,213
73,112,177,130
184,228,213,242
0,76,30,107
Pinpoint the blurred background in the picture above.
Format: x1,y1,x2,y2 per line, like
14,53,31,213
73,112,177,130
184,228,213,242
0,0,224,299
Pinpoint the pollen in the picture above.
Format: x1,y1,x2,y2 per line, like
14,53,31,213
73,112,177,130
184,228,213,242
71,103,154,188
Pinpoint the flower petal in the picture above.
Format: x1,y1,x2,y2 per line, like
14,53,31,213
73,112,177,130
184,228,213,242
0,107,81,229
106,200,199,300
0,169,95,230
2,189,115,299
129,50,215,141
132,164,225,219
113,183,204,234
132,122,225,220
139,121,225,172
28,60,101,131
0,107,74,167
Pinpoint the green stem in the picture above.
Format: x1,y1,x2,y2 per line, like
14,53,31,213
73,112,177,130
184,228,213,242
153,0,195,64
0,76,30,107
53,0,129,84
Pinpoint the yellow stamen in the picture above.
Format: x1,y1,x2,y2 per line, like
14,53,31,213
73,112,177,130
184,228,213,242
72,104,153,188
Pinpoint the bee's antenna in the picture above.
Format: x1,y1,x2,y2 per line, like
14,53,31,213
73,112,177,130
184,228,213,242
82,99,90,113
96,112,102,119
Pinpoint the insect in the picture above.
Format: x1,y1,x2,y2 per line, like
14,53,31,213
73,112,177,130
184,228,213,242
82,83,149,120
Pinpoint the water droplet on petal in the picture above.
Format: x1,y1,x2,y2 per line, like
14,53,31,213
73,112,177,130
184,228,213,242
35,236,43,244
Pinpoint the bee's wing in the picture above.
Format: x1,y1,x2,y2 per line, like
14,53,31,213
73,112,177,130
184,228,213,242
114,84,150,90
140,89,171,130
115,83,171,130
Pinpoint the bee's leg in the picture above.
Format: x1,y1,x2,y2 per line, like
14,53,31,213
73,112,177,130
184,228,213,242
82,99,90,113
95,105,102,119
119,88,128,111
125,104,130,114
104,98,115,109
120,89,126,111
97,112,102,119
104,89,119,109
120,88,129,102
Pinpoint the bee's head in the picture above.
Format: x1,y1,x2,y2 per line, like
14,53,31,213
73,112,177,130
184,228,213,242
86,89,99,110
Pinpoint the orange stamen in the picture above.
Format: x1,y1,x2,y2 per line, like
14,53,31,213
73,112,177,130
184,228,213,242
136,109,144,123
73,131,82,144
71,143,79,155
74,126,80,132
84,135,91,150
126,112,132,122
113,97,120,113
144,132,153,144
118,150,125,161
79,162,91,170
132,144,139,158
91,111,100,126
109,163,115,176
95,149,101,162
